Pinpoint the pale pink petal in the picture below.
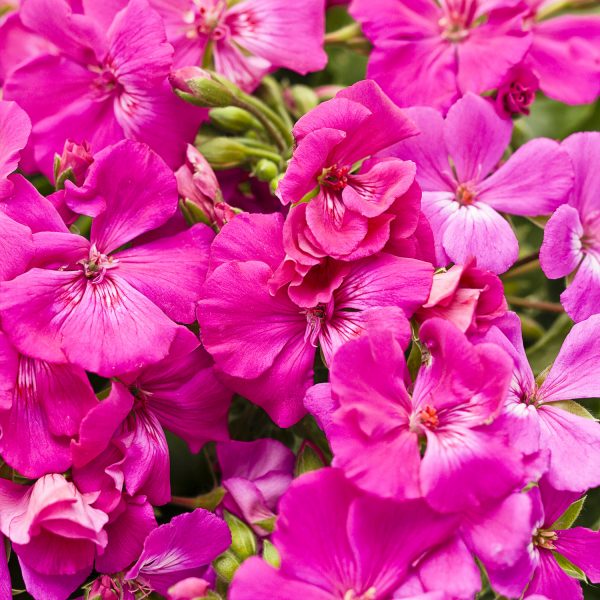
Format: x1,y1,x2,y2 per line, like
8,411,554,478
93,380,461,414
441,203,519,274
562,132,600,218
560,254,600,323
539,204,584,279
478,139,573,216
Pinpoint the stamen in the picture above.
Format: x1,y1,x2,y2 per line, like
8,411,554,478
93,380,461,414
533,529,558,550
419,405,440,430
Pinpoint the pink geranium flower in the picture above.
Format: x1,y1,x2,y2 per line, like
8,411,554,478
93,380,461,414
0,474,108,600
482,311,600,492
229,468,460,600
326,316,526,512
389,93,574,273
0,141,214,376
540,132,600,322
149,0,327,91
199,212,433,426
3,0,204,174
275,80,423,306
350,0,532,111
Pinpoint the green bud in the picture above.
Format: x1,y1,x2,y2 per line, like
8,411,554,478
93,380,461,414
213,550,241,583
170,67,235,108
294,443,325,477
198,138,249,170
253,516,276,534
210,107,262,134
262,540,281,569
289,85,319,118
270,173,285,195
224,511,257,560
254,159,279,182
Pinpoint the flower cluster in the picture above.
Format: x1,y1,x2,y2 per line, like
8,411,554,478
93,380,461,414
0,0,599,599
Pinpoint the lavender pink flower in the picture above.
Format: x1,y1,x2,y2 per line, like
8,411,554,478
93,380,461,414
389,92,574,273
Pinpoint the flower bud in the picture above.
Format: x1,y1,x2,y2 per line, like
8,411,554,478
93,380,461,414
213,549,241,583
294,441,325,477
495,65,539,118
167,577,210,600
286,84,319,118
209,107,262,134
170,67,235,107
87,575,121,600
53,139,93,189
254,158,279,182
262,540,281,569
197,138,249,170
224,510,257,561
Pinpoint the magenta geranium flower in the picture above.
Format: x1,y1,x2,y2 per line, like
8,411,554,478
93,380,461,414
389,93,574,273
0,141,214,376
217,438,295,534
199,212,433,426
229,468,459,599
482,311,600,493
149,0,327,91
524,1,600,105
326,316,526,512
540,132,600,322
3,0,204,174
350,0,532,111
0,474,108,600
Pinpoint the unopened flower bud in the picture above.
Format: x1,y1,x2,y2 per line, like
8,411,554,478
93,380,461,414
262,540,281,569
224,510,257,560
294,441,325,477
210,106,262,134
53,139,93,189
254,158,279,182
167,577,210,600
213,549,241,583
286,84,319,118
197,138,249,170
87,575,121,600
495,65,539,118
170,67,234,107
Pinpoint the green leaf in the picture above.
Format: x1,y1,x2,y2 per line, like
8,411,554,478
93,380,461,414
551,497,586,531
551,401,596,421
553,552,587,582
253,516,276,533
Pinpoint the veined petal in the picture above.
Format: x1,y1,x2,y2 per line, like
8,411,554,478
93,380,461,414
560,253,600,323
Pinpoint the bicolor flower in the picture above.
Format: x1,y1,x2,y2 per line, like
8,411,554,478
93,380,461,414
389,93,573,273
540,132,600,322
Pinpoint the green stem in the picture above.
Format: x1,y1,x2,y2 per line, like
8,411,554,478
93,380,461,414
502,258,540,280
507,296,565,313
325,22,363,44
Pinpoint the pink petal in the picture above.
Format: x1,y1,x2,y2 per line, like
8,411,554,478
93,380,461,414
540,314,600,402
539,204,583,279
79,141,178,252
18,561,91,600
125,509,231,595
560,254,600,323
562,132,600,218
0,270,179,376
212,39,271,92
199,261,307,379
478,138,574,216
444,93,512,184
526,549,582,600
227,0,327,75
537,404,600,492
530,16,600,105
0,534,9,600
441,203,519,274
209,212,285,274
116,224,213,323
0,100,31,195
366,38,458,112
554,527,600,583
0,212,33,282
